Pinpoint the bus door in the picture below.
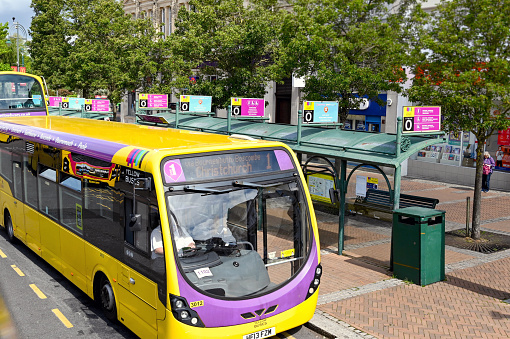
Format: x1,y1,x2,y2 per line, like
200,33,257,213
117,198,159,337
11,154,25,243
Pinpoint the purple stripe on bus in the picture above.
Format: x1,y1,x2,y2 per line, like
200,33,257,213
274,150,294,170
0,111,47,118
0,120,126,162
175,234,318,327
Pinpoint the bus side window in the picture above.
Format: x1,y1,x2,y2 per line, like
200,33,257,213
83,180,122,258
0,148,12,183
38,166,58,220
12,161,23,201
125,200,150,253
59,174,83,235
23,155,38,208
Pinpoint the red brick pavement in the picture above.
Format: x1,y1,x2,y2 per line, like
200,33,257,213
318,257,510,338
318,253,390,295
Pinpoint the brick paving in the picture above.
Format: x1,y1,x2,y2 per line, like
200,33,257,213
309,176,510,339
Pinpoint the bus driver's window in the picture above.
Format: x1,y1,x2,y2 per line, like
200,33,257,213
150,208,164,259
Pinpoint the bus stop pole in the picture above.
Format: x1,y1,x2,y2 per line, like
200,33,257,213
338,159,347,255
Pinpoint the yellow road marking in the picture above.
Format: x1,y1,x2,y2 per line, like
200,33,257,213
278,332,297,339
52,309,73,328
29,284,47,299
0,249,6,258
11,265,25,276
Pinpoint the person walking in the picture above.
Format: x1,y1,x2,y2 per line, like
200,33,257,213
496,146,504,167
482,151,495,192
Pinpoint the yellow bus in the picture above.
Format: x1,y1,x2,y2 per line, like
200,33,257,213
0,72,322,338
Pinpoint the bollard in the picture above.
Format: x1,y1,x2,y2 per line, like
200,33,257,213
466,196,471,236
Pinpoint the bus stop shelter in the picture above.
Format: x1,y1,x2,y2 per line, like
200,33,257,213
136,110,445,255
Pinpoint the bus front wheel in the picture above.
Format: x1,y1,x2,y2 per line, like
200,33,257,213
98,275,117,321
4,213,14,243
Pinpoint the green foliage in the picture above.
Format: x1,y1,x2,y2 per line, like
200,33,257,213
0,22,12,71
162,0,284,109
275,0,414,123
30,0,159,117
30,0,71,87
406,0,510,239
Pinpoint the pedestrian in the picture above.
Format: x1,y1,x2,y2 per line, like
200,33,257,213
482,151,495,192
496,146,504,167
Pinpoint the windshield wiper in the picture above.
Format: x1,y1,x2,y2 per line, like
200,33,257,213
184,185,234,194
232,180,284,189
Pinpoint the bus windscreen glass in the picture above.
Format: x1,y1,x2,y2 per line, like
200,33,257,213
166,179,312,299
0,74,46,115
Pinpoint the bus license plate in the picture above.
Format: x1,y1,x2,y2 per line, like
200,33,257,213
243,327,275,339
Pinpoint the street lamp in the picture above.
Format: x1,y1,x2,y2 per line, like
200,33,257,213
10,17,28,72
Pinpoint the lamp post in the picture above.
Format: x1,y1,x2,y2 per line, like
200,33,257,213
10,17,28,72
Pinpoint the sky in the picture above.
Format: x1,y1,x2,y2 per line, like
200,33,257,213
0,0,35,39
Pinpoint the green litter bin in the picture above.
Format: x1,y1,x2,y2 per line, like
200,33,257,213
392,207,446,286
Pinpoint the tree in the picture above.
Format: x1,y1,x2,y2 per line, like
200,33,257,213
406,0,510,239
30,0,71,88
0,23,13,71
162,0,284,109
275,0,414,125
64,0,159,119
30,0,160,120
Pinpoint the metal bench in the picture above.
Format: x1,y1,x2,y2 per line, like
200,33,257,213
353,188,439,214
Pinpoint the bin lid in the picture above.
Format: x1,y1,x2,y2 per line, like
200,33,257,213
393,206,445,218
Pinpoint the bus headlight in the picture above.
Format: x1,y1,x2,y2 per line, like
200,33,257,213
306,264,323,300
170,294,205,328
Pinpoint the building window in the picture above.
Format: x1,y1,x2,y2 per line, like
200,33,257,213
168,7,172,35
161,8,165,34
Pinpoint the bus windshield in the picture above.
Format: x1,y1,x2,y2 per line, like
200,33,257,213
0,74,46,112
164,156,312,299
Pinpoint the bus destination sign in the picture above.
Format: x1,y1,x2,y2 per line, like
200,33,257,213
162,150,294,184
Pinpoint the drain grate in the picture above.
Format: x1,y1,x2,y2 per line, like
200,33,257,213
445,229,510,254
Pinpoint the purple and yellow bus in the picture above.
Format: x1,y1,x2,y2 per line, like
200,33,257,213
0,72,322,338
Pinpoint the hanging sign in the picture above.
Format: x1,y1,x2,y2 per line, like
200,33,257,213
403,106,441,133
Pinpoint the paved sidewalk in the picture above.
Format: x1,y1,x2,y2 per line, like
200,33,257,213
308,176,510,338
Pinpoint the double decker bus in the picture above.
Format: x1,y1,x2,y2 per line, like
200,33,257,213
0,71,322,338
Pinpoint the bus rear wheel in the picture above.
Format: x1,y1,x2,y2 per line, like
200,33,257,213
5,214,14,243
98,275,117,321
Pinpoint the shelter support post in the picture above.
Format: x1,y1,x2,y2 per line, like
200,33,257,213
336,159,347,255
227,106,231,134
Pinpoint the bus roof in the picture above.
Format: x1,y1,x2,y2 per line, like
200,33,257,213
0,116,282,163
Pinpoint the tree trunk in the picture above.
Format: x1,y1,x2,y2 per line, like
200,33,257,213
471,139,485,239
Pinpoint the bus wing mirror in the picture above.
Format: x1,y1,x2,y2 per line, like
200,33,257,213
129,214,142,232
